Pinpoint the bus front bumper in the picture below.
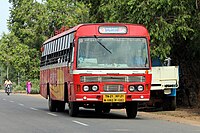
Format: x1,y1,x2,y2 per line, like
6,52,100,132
75,93,150,102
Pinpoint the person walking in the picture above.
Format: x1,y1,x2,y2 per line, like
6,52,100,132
26,80,32,94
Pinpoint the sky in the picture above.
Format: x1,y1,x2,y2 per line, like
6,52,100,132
0,0,11,36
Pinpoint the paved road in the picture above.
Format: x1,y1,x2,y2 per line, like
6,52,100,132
0,92,200,133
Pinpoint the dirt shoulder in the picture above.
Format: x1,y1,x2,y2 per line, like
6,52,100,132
140,108,200,127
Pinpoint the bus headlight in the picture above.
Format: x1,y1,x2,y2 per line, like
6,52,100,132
92,85,98,91
83,86,89,92
137,85,144,92
129,85,135,92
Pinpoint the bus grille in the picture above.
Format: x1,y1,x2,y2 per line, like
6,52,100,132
103,84,124,92
80,76,145,82
102,76,125,82
80,76,99,82
128,76,145,82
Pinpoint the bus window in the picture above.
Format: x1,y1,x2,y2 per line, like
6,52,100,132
77,37,149,69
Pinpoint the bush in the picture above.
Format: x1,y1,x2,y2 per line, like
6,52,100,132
30,87,40,94
14,85,26,92
29,79,40,94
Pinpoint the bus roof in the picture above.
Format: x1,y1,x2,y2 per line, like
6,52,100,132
43,23,150,44
43,24,83,44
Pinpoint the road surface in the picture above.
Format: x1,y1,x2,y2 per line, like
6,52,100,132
0,92,200,133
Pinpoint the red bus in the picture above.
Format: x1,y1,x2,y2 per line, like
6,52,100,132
40,23,152,118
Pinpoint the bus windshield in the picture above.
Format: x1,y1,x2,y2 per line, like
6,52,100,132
77,37,149,69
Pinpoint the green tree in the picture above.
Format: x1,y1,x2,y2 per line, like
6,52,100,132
79,0,105,23
8,0,47,50
0,33,31,81
45,0,89,33
80,0,200,107
7,0,90,82
95,0,194,60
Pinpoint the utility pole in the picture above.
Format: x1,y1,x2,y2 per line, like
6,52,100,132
6,66,9,79
18,72,20,85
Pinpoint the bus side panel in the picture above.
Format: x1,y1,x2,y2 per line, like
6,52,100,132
56,67,65,101
69,81,75,102
49,68,56,100
40,70,44,98
49,68,64,101
65,66,75,102
40,70,48,99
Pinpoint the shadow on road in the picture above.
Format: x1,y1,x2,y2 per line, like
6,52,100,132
59,109,145,120
138,107,163,112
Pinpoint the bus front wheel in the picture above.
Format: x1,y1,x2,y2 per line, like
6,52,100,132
126,102,138,119
68,102,79,117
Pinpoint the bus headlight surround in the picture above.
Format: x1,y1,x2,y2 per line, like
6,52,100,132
92,85,98,91
83,86,89,92
137,85,144,92
129,85,135,92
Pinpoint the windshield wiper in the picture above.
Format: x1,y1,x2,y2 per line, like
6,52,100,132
94,35,112,54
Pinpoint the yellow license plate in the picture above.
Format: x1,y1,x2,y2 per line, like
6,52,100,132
103,94,125,103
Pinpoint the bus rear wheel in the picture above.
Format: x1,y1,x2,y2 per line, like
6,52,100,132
126,102,138,119
57,101,65,112
68,102,79,117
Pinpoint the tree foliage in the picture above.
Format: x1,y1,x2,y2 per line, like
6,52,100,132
0,0,89,83
81,0,200,106
45,0,89,33
0,33,32,80
8,0,46,50
88,0,197,60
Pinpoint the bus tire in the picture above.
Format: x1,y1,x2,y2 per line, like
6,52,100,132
126,102,138,119
95,104,103,114
57,101,65,112
48,95,57,112
69,102,79,117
